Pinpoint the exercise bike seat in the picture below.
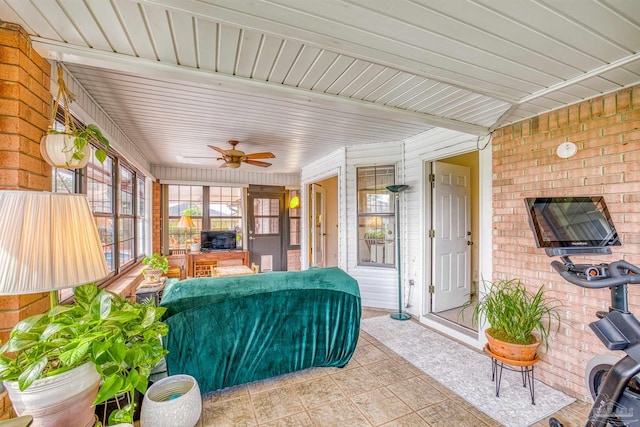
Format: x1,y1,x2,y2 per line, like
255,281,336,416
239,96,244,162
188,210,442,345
591,310,640,352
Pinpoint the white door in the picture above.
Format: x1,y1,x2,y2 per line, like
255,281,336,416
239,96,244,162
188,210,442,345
311,184,326,267
431,162,471,312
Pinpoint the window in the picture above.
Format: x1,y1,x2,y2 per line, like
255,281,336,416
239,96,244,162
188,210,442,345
50,110,148,287
118,165,135,267
137,177,147,257
254,198,279,234
167,185,203,250
166,185,244,251
357,166,396,266
87,148,116,271
289,190,301,247
209,186,243,248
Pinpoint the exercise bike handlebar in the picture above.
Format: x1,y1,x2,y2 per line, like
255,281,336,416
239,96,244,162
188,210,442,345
551,260,640,288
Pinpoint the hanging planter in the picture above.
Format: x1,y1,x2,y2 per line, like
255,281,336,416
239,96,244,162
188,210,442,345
40,64,110,169
40,131,91,169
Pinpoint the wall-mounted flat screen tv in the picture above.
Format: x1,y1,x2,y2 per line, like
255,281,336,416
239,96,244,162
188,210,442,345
524,196,620,256
201,231,237,251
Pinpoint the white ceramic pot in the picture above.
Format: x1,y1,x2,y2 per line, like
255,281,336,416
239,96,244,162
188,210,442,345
40,133,90,169
4,362,100,427
189,243,200,252
143,268,163,284
140,375,201,427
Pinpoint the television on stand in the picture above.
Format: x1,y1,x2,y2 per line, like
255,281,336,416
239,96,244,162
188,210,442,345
200,230,237,252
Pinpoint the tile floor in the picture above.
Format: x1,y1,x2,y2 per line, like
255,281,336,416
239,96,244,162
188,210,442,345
197,308,592,426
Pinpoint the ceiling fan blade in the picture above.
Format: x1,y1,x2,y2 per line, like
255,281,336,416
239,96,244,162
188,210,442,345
208,145,229,155
244,159,272,167
244,152,275,159
181,156,220,159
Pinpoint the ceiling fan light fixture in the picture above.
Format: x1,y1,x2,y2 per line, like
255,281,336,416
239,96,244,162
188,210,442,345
207,140,275,169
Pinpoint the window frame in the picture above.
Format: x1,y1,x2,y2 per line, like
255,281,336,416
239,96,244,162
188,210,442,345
356,165,396,267
51,110,148,301
165,184,245,252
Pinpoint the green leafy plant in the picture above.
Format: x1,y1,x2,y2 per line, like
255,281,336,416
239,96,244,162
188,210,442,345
142,253,169,274
463,278,561,349
0,283,168,425
48,123,110,164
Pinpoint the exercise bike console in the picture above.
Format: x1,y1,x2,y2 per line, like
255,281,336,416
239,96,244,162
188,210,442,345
525,197,640,427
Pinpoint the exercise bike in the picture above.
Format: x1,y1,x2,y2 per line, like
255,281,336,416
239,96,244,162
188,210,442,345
549,257,640,427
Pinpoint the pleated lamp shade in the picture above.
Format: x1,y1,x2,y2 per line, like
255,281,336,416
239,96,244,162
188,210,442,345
177,215,195,228
0,191,109,295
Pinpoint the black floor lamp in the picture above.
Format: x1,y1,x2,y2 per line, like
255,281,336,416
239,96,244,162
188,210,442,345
387,184,410,321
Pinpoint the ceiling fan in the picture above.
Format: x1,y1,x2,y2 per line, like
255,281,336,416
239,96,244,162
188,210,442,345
207,140,275,169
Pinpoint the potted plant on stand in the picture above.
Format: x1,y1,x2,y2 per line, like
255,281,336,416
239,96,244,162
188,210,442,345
0,283,168,427
465,278,561,362
142,253,169,284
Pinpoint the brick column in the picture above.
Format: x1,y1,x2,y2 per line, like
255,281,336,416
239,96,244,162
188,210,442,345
152,180,161,254
0,23,52,420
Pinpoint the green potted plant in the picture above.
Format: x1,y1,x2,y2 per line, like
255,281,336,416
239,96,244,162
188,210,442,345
142,253,169,284
41,123,110,168
0,283,168,426
40,65,110,169
464,278,561,361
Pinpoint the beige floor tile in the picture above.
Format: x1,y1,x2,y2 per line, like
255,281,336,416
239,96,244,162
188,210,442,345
350,387,413,425
201,396,257,427
329,365,384,397
204,383,250,404
248,374,293,395
307,399,372,427
379,412,431,427
363,359,416,386
286,367,327,384
292,375,346,409
418,400,489,427
387,377,448,410
252,385,306,424
260,411,315,427
352,343,392,366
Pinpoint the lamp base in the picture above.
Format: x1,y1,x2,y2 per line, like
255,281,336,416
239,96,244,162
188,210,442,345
390,312,411,321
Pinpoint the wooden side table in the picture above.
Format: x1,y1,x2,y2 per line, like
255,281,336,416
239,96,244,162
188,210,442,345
484,344,539,405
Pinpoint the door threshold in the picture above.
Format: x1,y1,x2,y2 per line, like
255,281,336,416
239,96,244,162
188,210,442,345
425,312,478,339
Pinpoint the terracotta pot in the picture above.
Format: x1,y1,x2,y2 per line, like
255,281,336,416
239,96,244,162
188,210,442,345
40,133,90,169
4,362,100,427
485,329,540,362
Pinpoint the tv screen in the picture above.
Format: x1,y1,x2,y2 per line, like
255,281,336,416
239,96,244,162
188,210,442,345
200,231,237,251
524,196,620,255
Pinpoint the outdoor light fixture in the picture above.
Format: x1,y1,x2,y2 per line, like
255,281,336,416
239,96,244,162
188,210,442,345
386,184,410,321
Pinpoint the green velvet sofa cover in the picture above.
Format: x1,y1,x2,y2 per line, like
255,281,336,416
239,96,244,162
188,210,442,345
160,267,361,394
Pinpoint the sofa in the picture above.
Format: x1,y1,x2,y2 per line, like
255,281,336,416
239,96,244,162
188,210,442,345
160,267,361,394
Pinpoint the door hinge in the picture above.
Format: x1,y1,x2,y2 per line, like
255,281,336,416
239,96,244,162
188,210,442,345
429,229,435,238
428,173,435,182
429,284,435,293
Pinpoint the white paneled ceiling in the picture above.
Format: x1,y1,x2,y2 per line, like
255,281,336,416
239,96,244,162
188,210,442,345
1,0,639,174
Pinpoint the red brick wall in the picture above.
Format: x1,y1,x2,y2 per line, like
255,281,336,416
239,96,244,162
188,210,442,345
0,23,51,189
492,85,640,399
0,23,51,420
287,249,301,271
